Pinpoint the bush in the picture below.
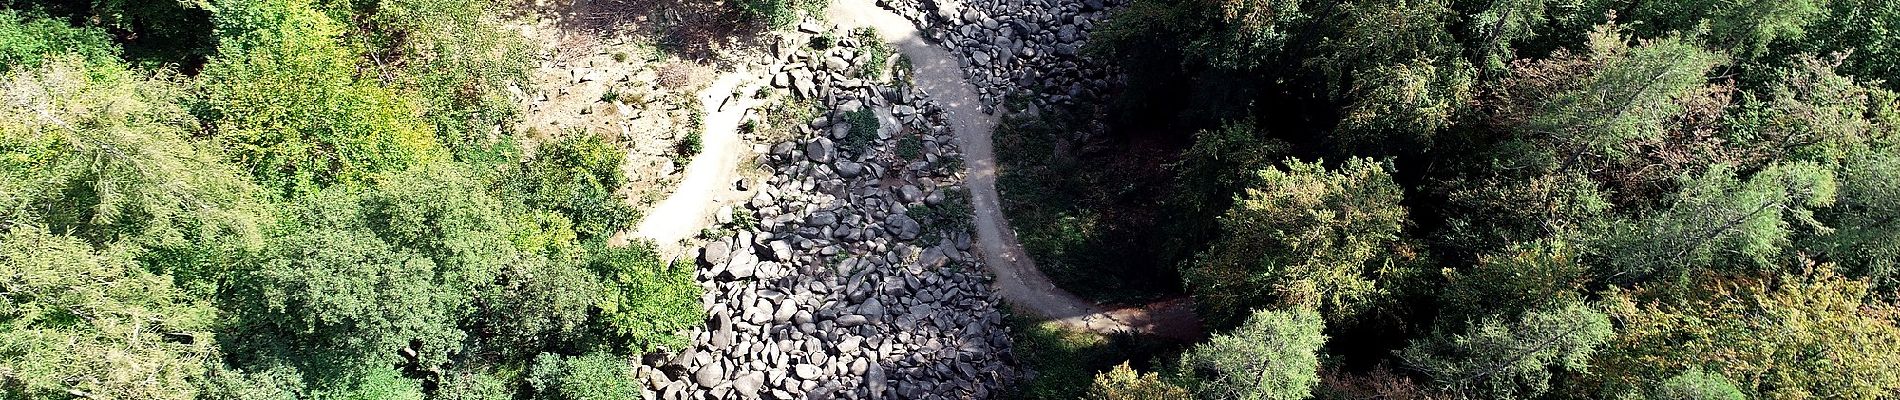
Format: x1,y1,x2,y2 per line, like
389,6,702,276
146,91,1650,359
896,134,923,160
1654,369,1745,400
527,352,638,400
852,28,892,79
841,107,879,155
0,228,219,400
0,11,120,72
1087,363,1190,400
513,133,639,241
588,243,701,352
737,0,825,28
1178,307,1327,400
199,0,443,194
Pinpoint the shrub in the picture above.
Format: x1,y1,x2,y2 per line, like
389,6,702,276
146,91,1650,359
199,0,443,194
1654,369,1745,400
0,11,120,72
1178,307,1327,400
588,243,701,352
0,228,219,400
896,134,923,160
852,27,892,79
527,352,638,400
841,107,880,154
512,133,638,241
1087,363,1190,400
737,0,825,29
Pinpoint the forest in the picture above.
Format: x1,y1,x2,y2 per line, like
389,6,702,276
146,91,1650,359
1003,0,1900,399
1,0,701,398
4,0,1900,398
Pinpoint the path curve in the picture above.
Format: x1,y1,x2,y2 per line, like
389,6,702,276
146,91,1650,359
827,1,1202,340
618,71,763,252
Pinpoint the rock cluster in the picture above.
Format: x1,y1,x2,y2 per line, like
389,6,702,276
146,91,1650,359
641,23,1017,400
876,0,1125,109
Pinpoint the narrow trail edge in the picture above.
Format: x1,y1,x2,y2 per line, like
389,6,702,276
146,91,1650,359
826,0,1202,340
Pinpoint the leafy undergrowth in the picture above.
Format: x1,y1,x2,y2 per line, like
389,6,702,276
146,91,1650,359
993,109,1185,304
1001,308,1185,400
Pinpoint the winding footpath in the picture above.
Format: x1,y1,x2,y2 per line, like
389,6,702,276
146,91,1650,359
619,70,764,251
826,0,1201,340
626,2,1200,340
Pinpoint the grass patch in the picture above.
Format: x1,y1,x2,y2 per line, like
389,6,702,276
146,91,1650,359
852,27,893,80
906,188,973,243
896,134,923,160
840,107,879,155
1005,310,1110,400
1002,307,1190,400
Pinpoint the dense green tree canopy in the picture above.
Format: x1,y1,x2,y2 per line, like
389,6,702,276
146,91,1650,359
0,1,698,398
1178,307,1328,400
1185,157,1409,325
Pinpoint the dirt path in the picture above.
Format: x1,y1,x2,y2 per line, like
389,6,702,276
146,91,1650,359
826,0,1202,340
618,70,763,252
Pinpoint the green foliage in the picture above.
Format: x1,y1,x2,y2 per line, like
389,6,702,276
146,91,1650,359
680,130,703,157
1177,307,1327,400
1087,362,1191,400
361,0,531,160
1818,151,1900,293
198,0,443,195
1184,0,1306,71
1629,0,1828,57
527,352,637,400
512,133,639,241
1184,157,1408,326
1594,162,1837,283
1522,28,1726,162
0,56,263,292
435,370,511,400
852,28,892,79
1653,369,1746,400
0,228,217,400
0,11,119,71
1597,269,1900,399
1401,299,1613,399
1801,0,1900,89
1724,54,1885,167
896,134,923,160
0,0,694,398
735,0,824,28
1465,0,1561,72
1437,240,1588,325
840,107,880,155
588,243,700,353
223,175,483,379
1331,58,1473,153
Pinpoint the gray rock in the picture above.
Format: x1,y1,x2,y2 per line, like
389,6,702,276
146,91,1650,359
807,211,838,226
899,185,925,203
711,309,734,349
733,371,766,397
725,258,757,280
766,240,793,262
835,314,869,327
794,364,823,380
701,242,731,266
836,161,864,178
867,362,888,400
694,362,725,389
837,336,863,354
885,213,921,241
806,138,835,163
